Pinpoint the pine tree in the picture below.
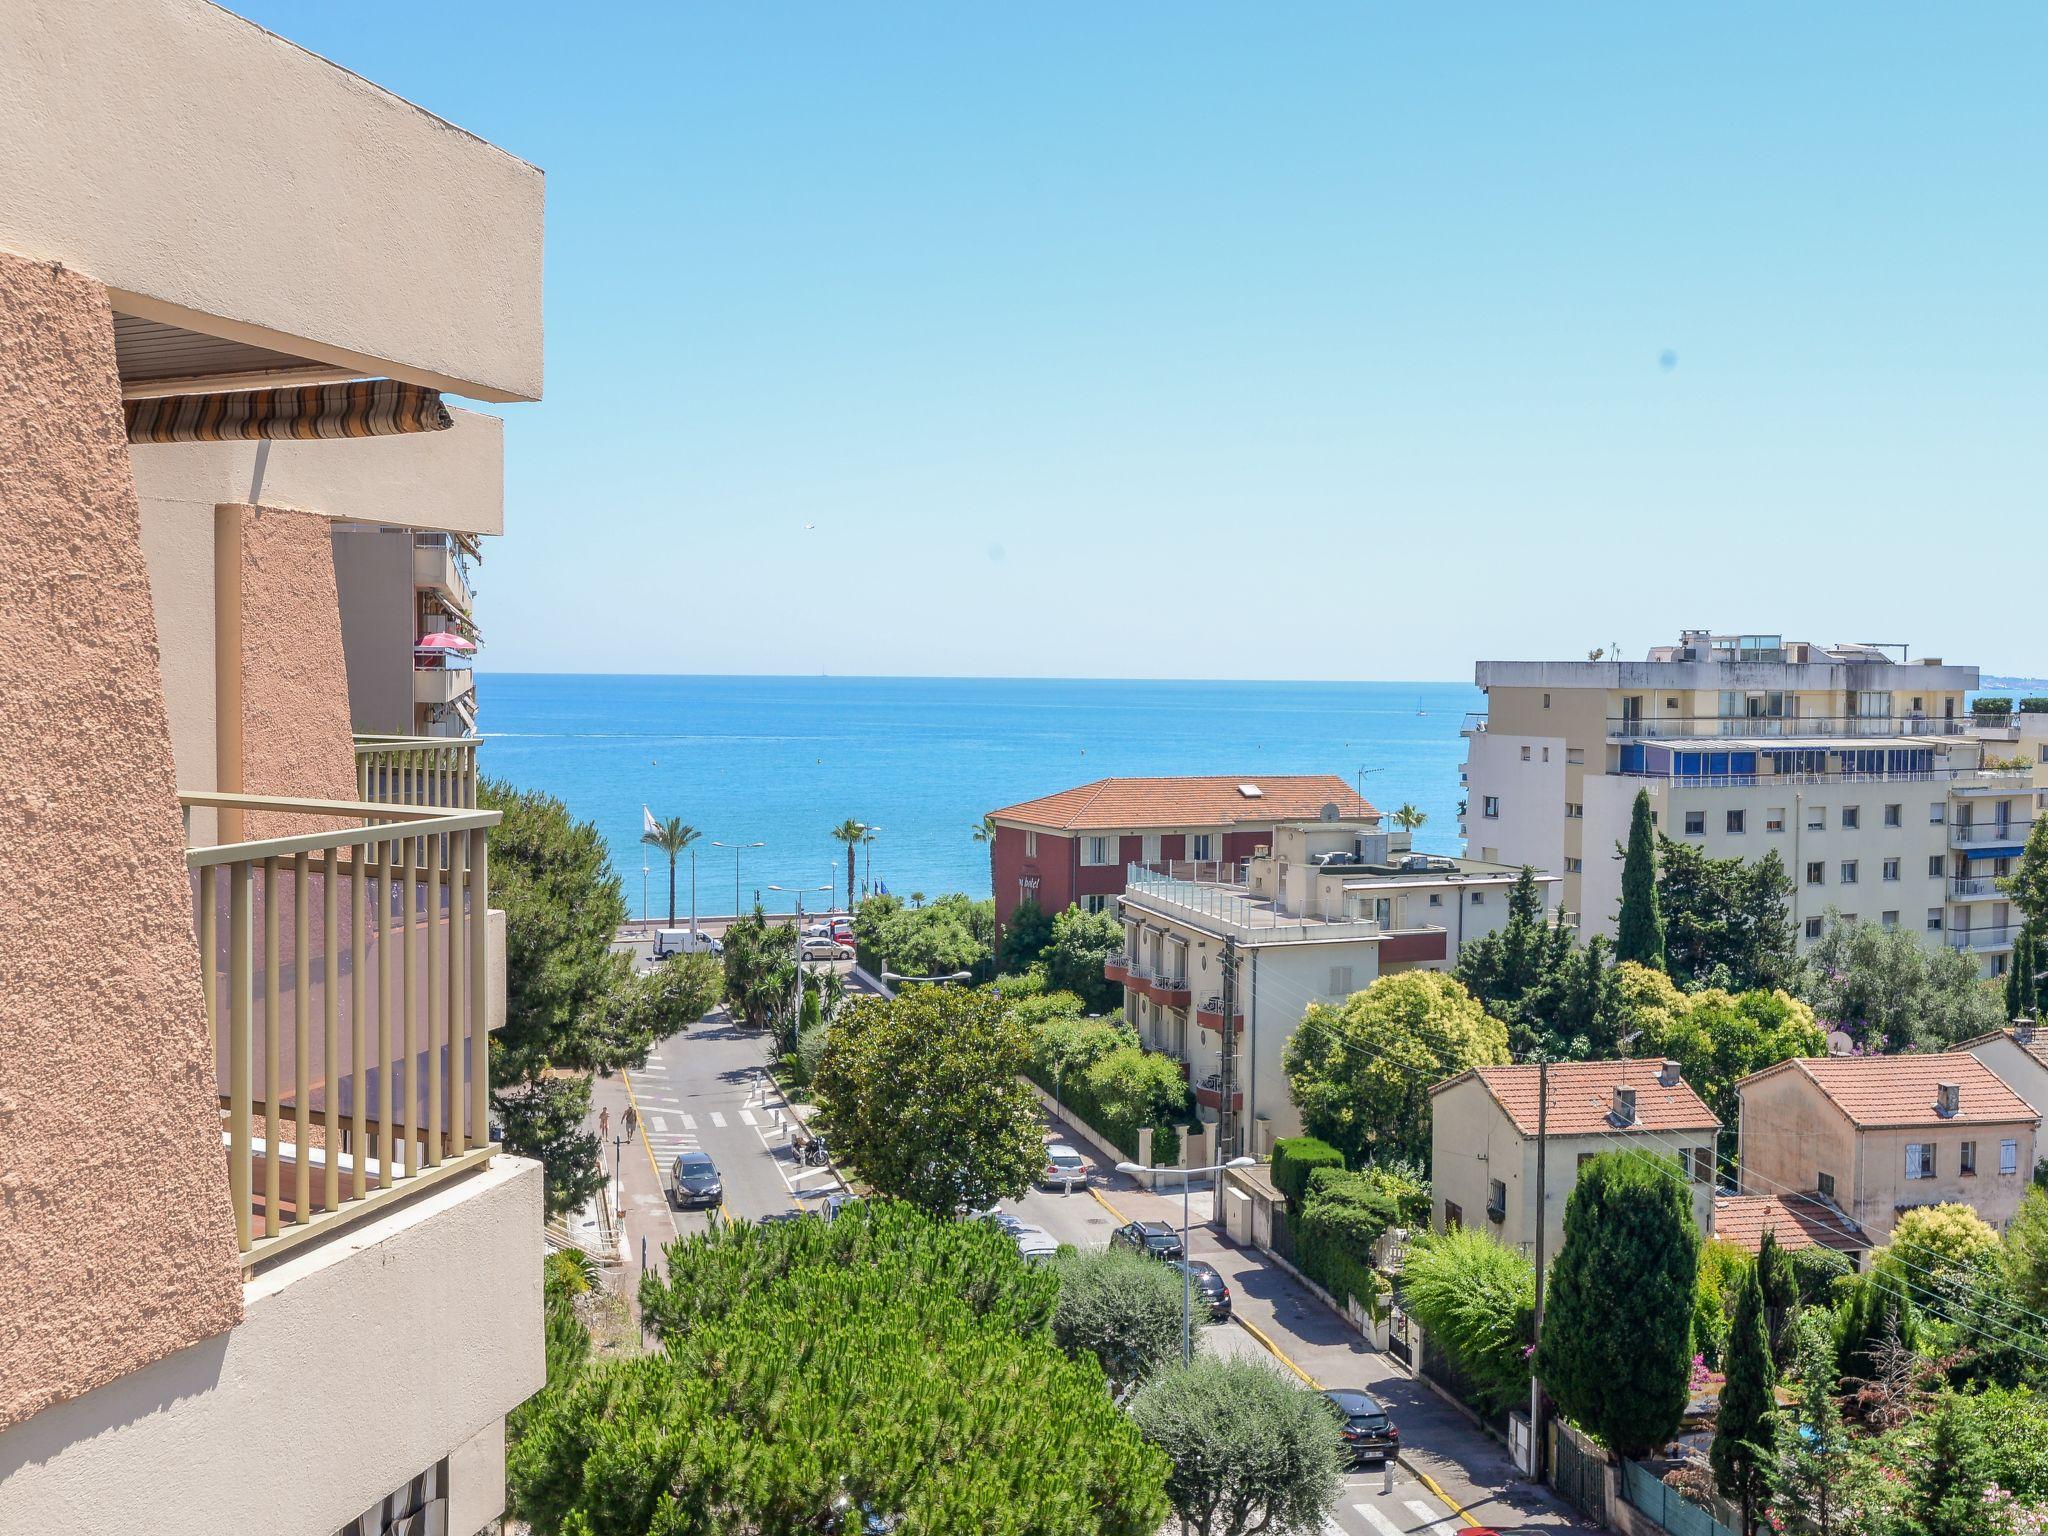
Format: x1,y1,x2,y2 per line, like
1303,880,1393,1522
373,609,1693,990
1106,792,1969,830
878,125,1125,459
1911,1394,1997,1536
1616,789,1666,970
1712,1260,1778,1536
1770,1326,1854,1536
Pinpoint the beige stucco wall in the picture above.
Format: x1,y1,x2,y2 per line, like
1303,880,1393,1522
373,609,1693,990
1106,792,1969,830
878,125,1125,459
0,3,542,400
0,251,243,1430
1737,1069,1860,1220
229,504,361,838
130,408,506,538
0,1157,546,1536
1966,1038,2048,1138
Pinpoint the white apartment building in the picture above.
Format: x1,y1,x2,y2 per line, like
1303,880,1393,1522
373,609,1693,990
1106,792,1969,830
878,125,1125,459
1111,821,1559,1154
1462,630,2044,978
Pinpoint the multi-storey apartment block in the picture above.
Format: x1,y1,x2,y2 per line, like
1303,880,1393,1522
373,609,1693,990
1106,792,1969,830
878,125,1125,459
0,3,542,1531
986,774,1377,929
1461,630,2043,977
1112,820,1558,1155
335,522,486,737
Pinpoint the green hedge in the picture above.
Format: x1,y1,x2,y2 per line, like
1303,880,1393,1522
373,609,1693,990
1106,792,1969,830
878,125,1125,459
1975,697,2014,717
1293,1166,1407,1314
1272,1136,1345,1212
1021,1017,1187,1166
2024,698,2048,715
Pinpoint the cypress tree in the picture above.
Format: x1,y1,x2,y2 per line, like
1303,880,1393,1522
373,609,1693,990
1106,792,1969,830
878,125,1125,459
1755,1229,1798,1365
1616,789,1666,970
2007,925,2038,1021
1711,1260,1777,1536
1534,1151,1699,1459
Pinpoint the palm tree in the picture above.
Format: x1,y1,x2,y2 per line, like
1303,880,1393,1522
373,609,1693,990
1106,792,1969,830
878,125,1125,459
831,818,866,911
1391,803,1428,834
641,816,700,927
972,814,998,894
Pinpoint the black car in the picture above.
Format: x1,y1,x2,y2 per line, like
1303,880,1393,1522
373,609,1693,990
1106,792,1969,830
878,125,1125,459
669,1152,723,1209
1171,1259,1232,1320
1321,1388,1399,1465
1110,1219,1185,1261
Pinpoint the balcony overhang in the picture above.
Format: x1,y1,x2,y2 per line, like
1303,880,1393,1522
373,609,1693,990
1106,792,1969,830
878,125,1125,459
0,0,543,402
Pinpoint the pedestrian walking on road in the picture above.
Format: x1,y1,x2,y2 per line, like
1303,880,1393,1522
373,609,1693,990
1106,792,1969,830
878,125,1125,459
598,1105,611,1139
624,1104,638,1137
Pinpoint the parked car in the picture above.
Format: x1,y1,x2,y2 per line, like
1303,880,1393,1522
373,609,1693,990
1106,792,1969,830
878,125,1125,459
1171,1259,1232,1320
1321,1388,1399,1465
830,918,855,943
1038,1142,1089,1189
800,935,852,960
1011,1223,1059,1262
757,1209,811,1226
653,927,721,958
1110,1219,1185,1261
669,1151,723,1209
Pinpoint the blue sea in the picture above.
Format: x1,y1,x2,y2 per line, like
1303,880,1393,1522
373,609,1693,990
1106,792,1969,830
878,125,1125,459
477,675,1483,920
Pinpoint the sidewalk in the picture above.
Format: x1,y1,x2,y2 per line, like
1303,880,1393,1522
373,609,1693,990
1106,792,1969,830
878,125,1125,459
1095,1176,1588,1533
587,1066,673,1320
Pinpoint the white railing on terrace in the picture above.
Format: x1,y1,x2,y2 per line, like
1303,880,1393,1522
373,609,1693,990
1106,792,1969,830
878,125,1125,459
1135,859,1247,885
1123,864,1388,943
182,791,498,1266
1461,712,1488,733
1608,715,1967,740
1952,817,2036,845
1948,923,2023,953
355,734,480,809
1950,876,2006,899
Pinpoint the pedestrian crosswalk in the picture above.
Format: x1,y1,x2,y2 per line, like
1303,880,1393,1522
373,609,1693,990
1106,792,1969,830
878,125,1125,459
1321,1493,1460,1536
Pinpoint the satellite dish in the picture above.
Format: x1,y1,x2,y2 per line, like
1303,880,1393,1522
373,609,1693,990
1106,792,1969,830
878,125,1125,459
1319,803,1341,821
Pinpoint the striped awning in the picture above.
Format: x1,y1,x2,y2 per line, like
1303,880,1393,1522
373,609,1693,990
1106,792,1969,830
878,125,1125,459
124,379,452,444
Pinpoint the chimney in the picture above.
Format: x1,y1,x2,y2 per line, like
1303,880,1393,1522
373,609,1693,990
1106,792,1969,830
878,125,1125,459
2016,1019,2036,1045
1936,1082,1960,1118
1612,1085,1638,1126
1658,1059,1682,1088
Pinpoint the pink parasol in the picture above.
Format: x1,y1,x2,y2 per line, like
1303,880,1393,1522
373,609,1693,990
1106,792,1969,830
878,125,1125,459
416,632,476,652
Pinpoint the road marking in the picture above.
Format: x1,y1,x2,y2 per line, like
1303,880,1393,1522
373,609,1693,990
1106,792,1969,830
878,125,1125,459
1354,1505,1405,1536
1408,1470,1481,1529
622,1070,674,1240
651,1115,668,1132
738,1108,758,1126
1231,1314,1321,1389
709,1111,727,1128
681,1113,697,1131
1405,1500,1457,1536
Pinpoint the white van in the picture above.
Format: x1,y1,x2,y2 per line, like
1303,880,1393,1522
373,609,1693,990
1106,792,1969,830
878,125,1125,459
654,928,721,958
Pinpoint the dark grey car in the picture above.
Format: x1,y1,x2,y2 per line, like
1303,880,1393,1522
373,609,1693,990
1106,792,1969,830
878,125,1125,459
670,1151,723,1209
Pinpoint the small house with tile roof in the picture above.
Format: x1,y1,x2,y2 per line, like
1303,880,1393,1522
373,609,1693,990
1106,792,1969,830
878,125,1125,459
985,774,1377,929
1429,1059,1722,1266
1736,1053,2039,1239
1711,1192,1868,1262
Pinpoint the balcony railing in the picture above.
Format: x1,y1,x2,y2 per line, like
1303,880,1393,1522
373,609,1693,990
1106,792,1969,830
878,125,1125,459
182,791,499,1265
1607,715,1967,741
355,734,480,810
1461,712,1488,734
1947,923,2023,953
1952,818,2036,847
1950,876,2008,900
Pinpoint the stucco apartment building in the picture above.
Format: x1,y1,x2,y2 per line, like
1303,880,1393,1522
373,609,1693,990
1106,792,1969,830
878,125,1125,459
986,774,1377,929
335,521,485,737
0,4,543,1532
1115,820,1558,1155
1461,629,2044,977
1429,1060,1721,1267
1737,1054,2039,1241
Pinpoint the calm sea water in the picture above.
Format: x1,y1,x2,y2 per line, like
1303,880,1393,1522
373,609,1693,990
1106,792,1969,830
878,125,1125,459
477,674,1483,919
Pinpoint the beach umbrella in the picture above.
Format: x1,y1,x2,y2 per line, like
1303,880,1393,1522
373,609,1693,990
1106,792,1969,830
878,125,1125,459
416,632,476,652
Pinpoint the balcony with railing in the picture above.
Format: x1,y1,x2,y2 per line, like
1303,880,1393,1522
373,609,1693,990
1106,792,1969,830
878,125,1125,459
1194,1072,1243,1112
355,734,480,809
1951,817,2036,848
1950,875,2010,901
1103,951,1134,984
181,789,500,1267
1123,864,1389,944
1947,923,2023,953
1607,715,1967,741
1195,995,1242,1031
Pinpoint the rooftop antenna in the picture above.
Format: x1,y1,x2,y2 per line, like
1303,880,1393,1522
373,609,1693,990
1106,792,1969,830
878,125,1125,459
1355,761,1383,801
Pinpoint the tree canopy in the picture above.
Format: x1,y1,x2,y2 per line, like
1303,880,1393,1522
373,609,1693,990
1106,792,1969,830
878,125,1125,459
720,904,797,1032
1795,914,2006,1053
858,891,996,979
1535,1150,1701,1459
812,984,1044,1214
1712,1257,1777,1535
1282,971,1508,1166
1049,1246,1187,1390
998,895,1057,974
509,1203,1171,1536
1457,869,1627,1060
1655,837,1798,992
1401,1224,1535,1417
1611,961,1823,1131
1042,903,1128,1012
1617,789,1666,969
1127,1357,1345,1536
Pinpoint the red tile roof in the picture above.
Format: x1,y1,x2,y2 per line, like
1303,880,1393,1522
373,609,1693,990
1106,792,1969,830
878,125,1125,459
1713,1193,1867,1256
988,775,1378,832
1739,1053,2038,1129
1434,1059,1721,1138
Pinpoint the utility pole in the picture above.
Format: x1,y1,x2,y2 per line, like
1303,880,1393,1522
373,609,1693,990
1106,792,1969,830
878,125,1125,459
1218,938,1240,1157
1529,1052,1550,1481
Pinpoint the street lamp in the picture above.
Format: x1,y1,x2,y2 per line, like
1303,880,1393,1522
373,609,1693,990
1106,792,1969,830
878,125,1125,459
1117,1154,1255,1364
859,825,881,899
712,840,764,918
770,882,834,1028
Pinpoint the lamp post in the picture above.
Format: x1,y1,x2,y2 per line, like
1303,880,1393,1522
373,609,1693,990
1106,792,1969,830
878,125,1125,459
1116,1154,1255,1364
712,840,765,919
770,882,833,1030
860,825,881,900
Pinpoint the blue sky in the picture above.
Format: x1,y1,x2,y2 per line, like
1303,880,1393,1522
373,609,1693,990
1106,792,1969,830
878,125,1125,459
239,3,2048,681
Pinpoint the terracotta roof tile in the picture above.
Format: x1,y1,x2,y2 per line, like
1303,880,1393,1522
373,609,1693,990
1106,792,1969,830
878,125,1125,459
1713,1193,1867,1255
988,775,1377,832
1741,1053,2037,1129
1436,1059,1721,1138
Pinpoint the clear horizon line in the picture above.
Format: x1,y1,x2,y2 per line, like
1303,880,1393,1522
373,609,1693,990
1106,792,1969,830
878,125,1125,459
475,668,1478,686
